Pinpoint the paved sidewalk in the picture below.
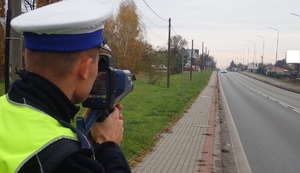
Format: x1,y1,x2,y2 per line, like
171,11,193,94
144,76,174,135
132,72,220,173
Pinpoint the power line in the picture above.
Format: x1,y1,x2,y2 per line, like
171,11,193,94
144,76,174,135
137,16,166,41
142,0,168,22
135,2,168,42
136,7,167,28
144,25,166,41
171,26,178,36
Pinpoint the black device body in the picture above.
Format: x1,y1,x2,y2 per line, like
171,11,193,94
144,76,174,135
77,54,134,135
81,53,133,121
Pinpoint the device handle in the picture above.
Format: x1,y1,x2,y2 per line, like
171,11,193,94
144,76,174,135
76,109,112,135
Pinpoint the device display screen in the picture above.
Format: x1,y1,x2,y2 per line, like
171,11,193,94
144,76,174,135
88,71,107,99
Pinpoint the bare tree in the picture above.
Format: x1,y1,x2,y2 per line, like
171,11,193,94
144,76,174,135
22,0,61,12
22,0,36,12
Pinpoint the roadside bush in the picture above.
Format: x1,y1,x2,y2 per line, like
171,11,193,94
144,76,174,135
140,61,164,85
144,67,163,85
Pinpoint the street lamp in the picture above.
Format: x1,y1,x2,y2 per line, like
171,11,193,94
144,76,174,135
244,44,249,65
269,27,279,76
239,48,245,65
257,35,265,73
249,41,256,72
237,50,241,65
290,13,300,79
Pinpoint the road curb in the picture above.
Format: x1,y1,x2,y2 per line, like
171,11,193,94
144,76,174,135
200,73,222,173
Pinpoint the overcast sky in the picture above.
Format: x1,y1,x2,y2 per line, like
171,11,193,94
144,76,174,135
111,0,300,68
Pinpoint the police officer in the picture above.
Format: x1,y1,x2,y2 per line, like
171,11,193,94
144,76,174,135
0,0,131,172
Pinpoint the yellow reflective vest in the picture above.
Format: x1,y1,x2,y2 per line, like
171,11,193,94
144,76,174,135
0,95,78,173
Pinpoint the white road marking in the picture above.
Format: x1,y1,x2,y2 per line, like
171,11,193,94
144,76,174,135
233,75,300,114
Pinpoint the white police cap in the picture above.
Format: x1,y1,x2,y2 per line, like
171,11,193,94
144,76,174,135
11,0,113,52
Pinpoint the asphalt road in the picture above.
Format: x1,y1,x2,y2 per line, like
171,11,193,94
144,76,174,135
219,72,300,173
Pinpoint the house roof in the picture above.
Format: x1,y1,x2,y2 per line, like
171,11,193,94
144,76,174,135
271,66,287,72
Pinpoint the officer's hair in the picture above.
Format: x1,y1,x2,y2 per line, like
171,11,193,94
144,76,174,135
25,49,98,77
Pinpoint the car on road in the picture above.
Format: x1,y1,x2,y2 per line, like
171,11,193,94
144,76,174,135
220,69,227,73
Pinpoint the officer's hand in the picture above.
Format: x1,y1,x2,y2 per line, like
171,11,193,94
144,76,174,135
89,104,124,145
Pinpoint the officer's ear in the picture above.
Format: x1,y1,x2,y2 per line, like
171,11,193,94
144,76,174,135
78,57,92,80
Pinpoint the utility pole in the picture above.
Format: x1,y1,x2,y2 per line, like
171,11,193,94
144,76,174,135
167,18,171,88
205,46,207,70
190,40,193,81
179,48,186,98
5,1,22,93
201,41,204,73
